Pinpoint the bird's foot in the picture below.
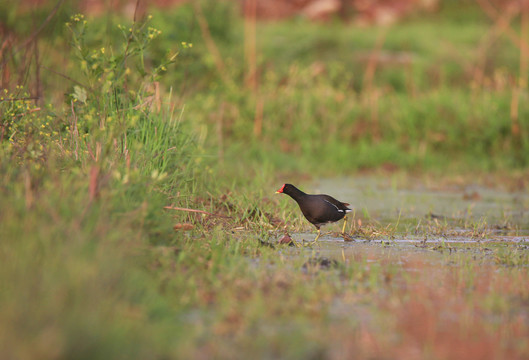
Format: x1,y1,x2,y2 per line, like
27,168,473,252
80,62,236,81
293,240,303,248
302,239,320,248
286,239,302,247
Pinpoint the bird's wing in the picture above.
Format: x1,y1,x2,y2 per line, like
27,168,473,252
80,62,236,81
323,199,346,213
320,195,351,211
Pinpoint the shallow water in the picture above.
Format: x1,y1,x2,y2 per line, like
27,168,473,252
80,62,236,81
314,176,529,232
271,177,529,360
281,232,529,274
283,176,529,253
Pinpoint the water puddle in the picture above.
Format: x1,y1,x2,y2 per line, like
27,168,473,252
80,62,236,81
279,176,529,263
314,175,529,232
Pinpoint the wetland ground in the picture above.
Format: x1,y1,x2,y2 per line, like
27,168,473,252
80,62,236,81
264,176,529,359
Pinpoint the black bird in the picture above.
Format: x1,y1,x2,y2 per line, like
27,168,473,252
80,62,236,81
276,184,351,244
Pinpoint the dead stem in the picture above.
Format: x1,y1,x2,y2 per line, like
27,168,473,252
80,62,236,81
163,205,232,219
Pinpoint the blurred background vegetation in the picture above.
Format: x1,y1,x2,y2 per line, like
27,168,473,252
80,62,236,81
1,0,528,358
2,0,528,174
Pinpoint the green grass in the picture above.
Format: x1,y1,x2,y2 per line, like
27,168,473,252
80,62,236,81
140,2,527,174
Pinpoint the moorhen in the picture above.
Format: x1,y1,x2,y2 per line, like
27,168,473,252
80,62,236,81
276,184,351,244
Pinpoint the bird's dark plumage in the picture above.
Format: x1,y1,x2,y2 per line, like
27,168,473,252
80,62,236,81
276,184,351,243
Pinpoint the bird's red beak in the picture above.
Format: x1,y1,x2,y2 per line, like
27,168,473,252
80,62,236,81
275,184,285,194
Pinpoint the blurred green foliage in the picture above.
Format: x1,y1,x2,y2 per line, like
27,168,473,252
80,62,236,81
144,1,527,173
3,1,527,172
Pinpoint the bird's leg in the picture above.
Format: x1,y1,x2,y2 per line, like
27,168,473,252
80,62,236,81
314,228,321,242
341,216,356,241
306,228,321,246
341,216,348,234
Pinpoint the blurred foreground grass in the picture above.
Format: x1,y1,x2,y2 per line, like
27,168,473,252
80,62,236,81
1,1,528,359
